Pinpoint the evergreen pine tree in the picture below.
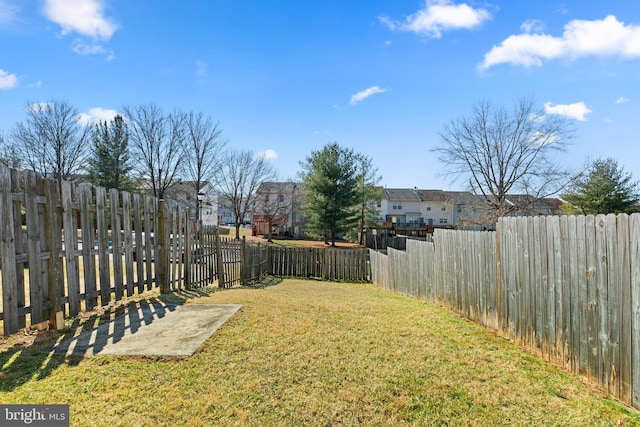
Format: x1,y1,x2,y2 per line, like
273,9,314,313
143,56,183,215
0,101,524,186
86,115,136,192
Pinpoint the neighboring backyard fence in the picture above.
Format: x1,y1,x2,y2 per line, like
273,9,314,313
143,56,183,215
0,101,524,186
270,247,369,282
0,166,369,337
369,214,640,410
0,166,224,336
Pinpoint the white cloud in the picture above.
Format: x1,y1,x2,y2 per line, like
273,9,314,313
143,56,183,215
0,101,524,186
616,96,629,104
379,0,491,38
72,39,106,55
480,15,640,70
520,19,545,34
0,68,18,89
544,101,592,121
0,0,19,25
43,0,117,40
77,107,118,126
349,86,388,105
258,149,278,161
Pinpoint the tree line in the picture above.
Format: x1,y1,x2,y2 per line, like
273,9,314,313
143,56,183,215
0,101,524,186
1,97,635,245
0,100,382,242
0,100,270,239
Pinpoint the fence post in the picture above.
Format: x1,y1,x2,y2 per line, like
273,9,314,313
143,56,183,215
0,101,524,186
44,178,64,330
496,219,502,330
0,166,19,335
184,208,192,290
215,226,225,288
240,236,247,286
157,200,169,293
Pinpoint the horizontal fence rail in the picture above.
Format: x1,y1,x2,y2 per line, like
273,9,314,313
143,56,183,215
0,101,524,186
0,166,227,336
369,213,640,411
269,247,369,282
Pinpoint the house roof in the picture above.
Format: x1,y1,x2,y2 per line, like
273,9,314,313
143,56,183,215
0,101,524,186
541,197,564,212
257,181,299,194
504,194,556,212
444,191,482,205
382,188,421,201
416,189,448,202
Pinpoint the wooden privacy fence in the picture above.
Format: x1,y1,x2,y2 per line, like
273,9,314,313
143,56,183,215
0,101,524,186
0,166,228,336
369,214,640,410
270,247,369,282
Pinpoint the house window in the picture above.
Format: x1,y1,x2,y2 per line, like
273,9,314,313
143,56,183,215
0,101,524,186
279,195,285,202
439,218,448,224
377,201,381,208
441,205,446,211
426,206,431,211
397,204,402,210
457,207,462,213
392,205,397,210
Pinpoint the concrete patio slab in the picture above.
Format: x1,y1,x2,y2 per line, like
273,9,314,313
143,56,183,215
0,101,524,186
50,303,242,357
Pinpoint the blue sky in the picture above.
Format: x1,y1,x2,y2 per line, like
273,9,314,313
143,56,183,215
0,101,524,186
1,0,639,190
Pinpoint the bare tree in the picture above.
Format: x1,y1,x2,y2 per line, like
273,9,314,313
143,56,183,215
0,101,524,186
0,132,21,169
11,100,90,183
217,150,276,239
356,154,382,245
182,111,227,220
255,180,297,242
434,97,573,220
123,104,186,199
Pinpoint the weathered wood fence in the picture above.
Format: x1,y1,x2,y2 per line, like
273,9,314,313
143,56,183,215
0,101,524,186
370,214,640,410
270,247,369,281
0,166,370,336
0,166,230,336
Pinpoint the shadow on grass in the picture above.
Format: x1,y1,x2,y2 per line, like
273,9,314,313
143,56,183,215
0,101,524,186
0,299,186,392
0,275,281,392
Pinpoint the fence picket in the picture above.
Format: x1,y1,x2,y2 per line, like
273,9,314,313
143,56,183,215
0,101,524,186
25,171,44,325
61,181,80,316
0,166,19,334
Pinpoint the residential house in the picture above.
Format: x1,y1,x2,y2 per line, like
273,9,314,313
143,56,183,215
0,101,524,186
217,194,252,226
253,181,305,237
378,188,455,236
445,191,495,230
380,188,422,227
163,181,218,226
377,187,565,234
416,189,455,227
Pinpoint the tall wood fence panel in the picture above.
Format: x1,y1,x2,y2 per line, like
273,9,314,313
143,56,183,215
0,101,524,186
218,237,242,287
0,168,165,335
270,247,369,281
0,166,220,336
498,214,639,406
243,242,270,285
369,214,640,410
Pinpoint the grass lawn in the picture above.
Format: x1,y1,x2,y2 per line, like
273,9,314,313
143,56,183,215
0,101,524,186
1,279,638,426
